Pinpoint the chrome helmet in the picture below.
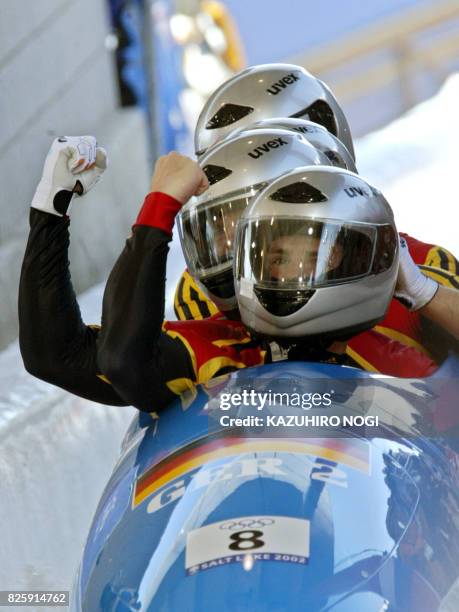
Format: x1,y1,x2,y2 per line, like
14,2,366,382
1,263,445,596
178,128,332,313
195,63,354,160
226,118,357,172
234,166,398,342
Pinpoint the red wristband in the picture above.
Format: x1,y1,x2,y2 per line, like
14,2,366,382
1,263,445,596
134,192,182,235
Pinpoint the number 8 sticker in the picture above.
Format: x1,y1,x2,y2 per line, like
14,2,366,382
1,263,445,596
186,516,309,575
229,530,265,551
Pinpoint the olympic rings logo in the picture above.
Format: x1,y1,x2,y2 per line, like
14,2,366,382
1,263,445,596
220,518,275,530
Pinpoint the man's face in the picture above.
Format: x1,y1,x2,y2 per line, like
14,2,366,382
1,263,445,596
266,234,343,283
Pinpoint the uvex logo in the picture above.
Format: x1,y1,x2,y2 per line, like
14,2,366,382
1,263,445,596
248,137,288,159
266,72,300,95
344,186,369,198
294,125,320,135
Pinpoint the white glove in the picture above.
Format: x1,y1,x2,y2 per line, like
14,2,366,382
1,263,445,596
395,236,438,311
31,136,108,216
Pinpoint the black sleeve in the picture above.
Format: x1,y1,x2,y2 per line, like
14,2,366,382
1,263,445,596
97,225,195,412
19,209,127,406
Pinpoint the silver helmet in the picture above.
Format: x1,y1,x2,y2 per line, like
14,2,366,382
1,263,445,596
234,166,398,342
178,128,332,312
195,63,355,160
226,118,357,173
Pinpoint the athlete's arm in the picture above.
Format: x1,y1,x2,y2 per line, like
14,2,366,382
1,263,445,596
97,153,210,411
19,136,127,405
419,285,459,341
19,209,128,405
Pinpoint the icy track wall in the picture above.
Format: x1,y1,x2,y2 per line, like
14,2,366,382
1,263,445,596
1,74,459,605
0,284,135,600
0,0,151,350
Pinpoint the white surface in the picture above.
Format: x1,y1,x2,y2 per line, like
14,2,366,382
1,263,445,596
0,284,135,598
356,73,459,256
0,73,458,600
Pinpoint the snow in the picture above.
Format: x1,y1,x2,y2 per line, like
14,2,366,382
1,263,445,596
1,73,458,604
0,285,135,599
356,73,459,256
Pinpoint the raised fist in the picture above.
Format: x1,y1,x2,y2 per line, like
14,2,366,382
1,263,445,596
31,136,108,216
150,151,209,204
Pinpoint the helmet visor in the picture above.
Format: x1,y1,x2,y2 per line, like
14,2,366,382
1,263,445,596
179,185,264,280
236,217,391,290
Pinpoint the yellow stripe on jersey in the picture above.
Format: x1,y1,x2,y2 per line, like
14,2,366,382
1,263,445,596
166,377,198,409
174,270,219,321
212,337,252,347
164,328,198,379
184,272,206,321
88,325,114,384
187,271,219,317
97,373,112,385
166,377,195,394
174,281,186,321
345,346,380,373
425,246,459,274
419,265,459,289
373,325,430,356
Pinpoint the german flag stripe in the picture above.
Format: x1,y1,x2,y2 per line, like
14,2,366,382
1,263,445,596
132,435,370,507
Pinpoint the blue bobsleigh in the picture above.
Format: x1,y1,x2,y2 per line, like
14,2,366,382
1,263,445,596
72,358,459,611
